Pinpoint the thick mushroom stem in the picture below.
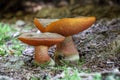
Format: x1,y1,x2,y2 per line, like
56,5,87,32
55,36,79,62
34,45,55,66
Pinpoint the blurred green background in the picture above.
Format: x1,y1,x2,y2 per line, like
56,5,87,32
0,0,120,23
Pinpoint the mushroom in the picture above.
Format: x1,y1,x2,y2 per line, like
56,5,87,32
18,32,65,66
34,17,96,62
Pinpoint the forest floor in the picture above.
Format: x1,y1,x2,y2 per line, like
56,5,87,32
0,3,120,80
0,18,120,80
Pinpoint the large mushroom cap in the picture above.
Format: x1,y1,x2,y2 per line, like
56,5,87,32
34,17,96,36
18,32,65,46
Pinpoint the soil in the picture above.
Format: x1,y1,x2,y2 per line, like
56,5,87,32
0,18,120,80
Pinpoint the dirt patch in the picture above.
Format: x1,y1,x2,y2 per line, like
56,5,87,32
0,18,120,80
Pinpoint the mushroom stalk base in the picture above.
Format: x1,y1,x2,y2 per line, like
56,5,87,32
34,46,55,66
55,36,79,62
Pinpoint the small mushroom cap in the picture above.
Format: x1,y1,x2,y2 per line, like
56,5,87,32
34,17,96,36
18,32,65,46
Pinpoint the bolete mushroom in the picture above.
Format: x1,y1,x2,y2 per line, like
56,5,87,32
34,17,96,62
18,32,65,66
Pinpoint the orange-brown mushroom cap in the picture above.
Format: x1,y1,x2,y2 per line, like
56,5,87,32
34,17,96,36
18,32,65,46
